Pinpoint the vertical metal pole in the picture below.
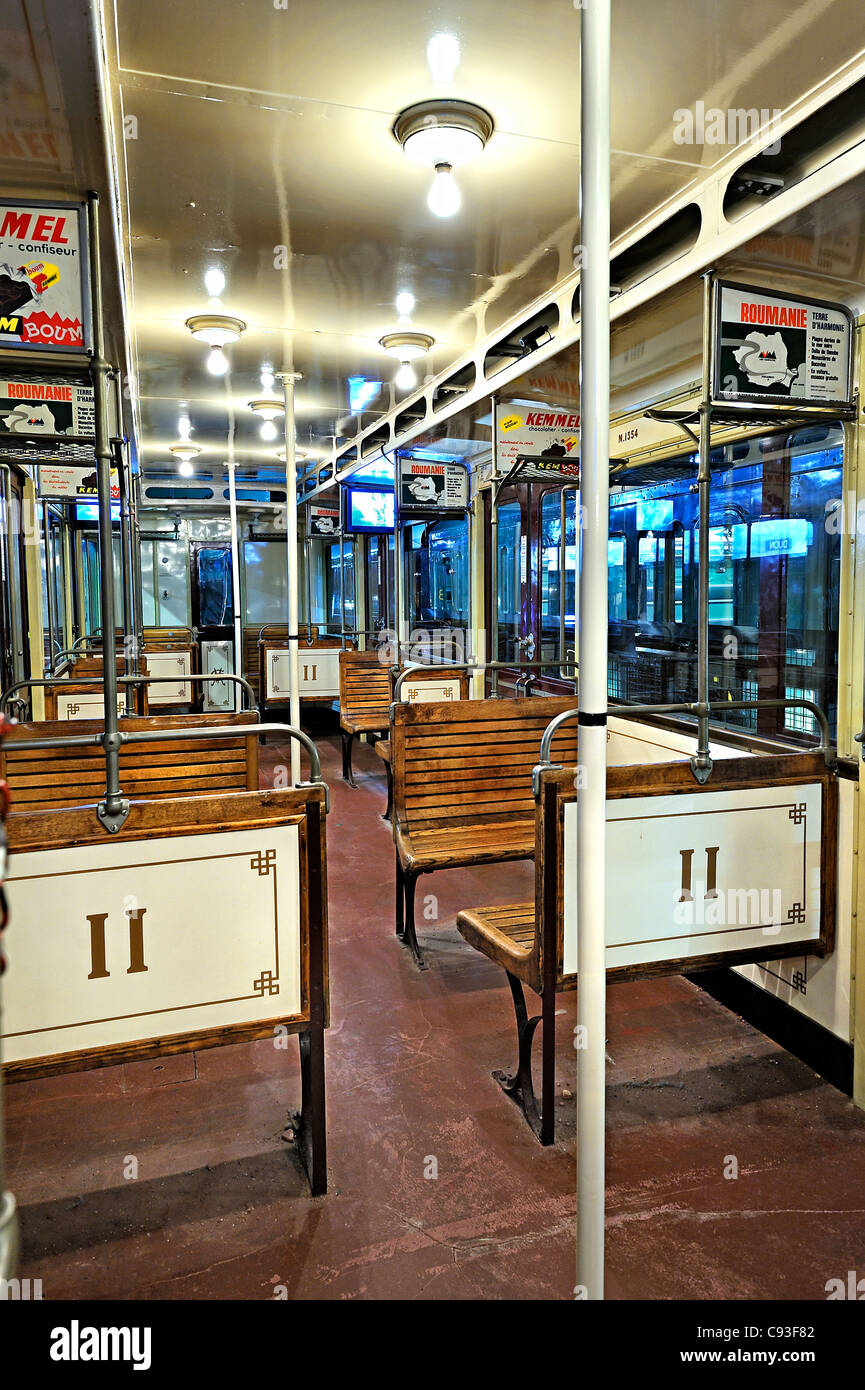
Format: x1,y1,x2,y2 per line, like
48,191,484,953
130,471,145,676
691,273,714,782
41,494,56,671
115,438,134,713
280,373,302,783
490,398,499,695
576,0,610,1301
339,527,346,641
305,533,313,638
394,481,403,664
559,484,567,677
88,192,126,830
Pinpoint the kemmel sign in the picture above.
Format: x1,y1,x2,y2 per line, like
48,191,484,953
0,200,90,354
713,280,853,410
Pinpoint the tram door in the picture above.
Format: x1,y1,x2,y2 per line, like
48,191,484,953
488,482,578,690
191,543,234,640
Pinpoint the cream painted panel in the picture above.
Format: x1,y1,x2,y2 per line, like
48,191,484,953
606,715,743,766
401,679,462,704
736,778,854,1042
55,693,126,720
563,783,824,979
267,649,340,700
2,823,301,1063
145,651,192,704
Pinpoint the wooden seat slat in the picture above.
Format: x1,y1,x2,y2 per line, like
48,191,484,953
392,696,578,965
1,712,259,820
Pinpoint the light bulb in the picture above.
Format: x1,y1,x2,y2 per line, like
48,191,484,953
207,346,228,375
204,266,225,298
396,291,415,318
260,418,278,441
427,164,461,218
178,461,194,477
395,361,417,391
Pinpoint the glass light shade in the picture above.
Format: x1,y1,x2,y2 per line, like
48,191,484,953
402,124,484,168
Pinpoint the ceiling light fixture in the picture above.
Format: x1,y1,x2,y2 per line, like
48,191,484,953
169,442,201,476
393,99,493,219
185,313,246,376
248,395,285,443
277,448,308,463
379,331,435,393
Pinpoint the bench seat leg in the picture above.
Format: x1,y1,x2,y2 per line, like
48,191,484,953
291,1026,327,1196
398,868,426,971
493,971,555,1145
341,730,357,787
381,761,393,821
395,852,404,936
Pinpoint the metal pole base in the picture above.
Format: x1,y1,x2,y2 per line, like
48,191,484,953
96,799,131,833
689,754,713,785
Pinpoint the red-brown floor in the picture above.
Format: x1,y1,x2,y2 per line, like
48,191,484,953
5,725,865,1300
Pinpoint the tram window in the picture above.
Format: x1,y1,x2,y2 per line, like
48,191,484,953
324,540,355,631
607,424,844,744
244,541,287,623
196,547,234,627
404,517,469,639
365,534,394,631
497,500,523,662
81,533,124,634
609,534,627,621
540,492,578,661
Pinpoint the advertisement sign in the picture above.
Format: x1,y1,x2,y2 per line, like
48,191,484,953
308,504,339,536
398,458,468,512
0,377,94,437
713,280,853,410
38,464,119,501
0,200,90,354
495,403,580,478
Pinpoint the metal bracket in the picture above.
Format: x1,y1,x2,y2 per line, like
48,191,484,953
96,798,131,833
689,754,713,785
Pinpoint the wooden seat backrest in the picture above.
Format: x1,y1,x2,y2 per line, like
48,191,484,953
392,696,580,834
397,667,471,703
242,624,317,690
339,649,393,722
1,712,259,819
142,626,195,650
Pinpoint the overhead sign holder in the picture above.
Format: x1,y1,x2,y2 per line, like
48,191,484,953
0,200,92,356
398,456,468,513
711,279,854,413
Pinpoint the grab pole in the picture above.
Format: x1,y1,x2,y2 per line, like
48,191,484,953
577,0,611,1301
279,372,302,785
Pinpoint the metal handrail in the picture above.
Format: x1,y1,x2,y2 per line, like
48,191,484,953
0,672,258,715
534,697,834,794
391,658,579,703
5,722,327,816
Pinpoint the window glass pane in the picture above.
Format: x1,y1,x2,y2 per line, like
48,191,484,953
540,491,578,664
244,541,287,624
497,500,522,662
607,424,843,744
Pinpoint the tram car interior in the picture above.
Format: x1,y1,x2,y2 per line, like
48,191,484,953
3,0,865,1326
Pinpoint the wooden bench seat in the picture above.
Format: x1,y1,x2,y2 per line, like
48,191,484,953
338,649,393,786
456,751,838,1143
1,712,259,822
391,696,579,968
